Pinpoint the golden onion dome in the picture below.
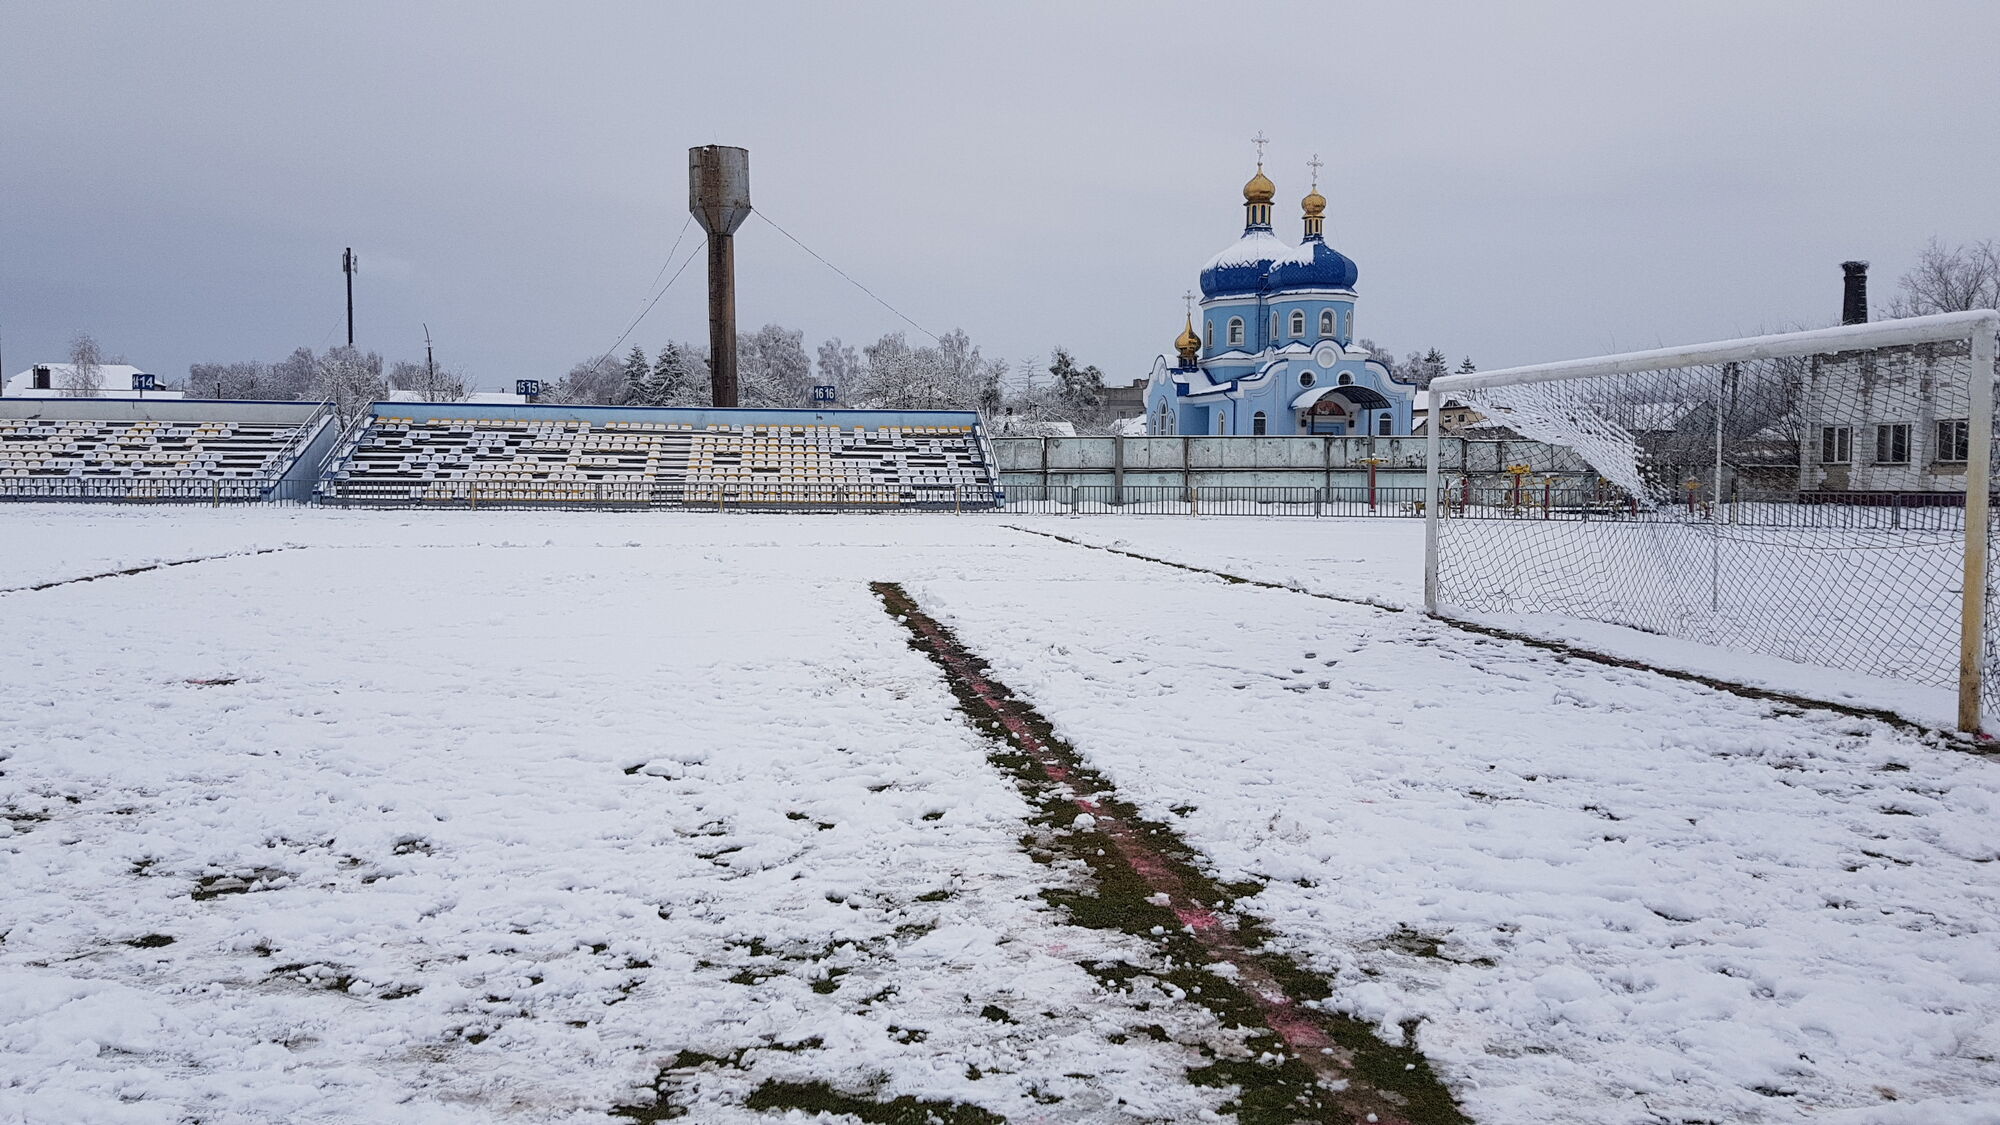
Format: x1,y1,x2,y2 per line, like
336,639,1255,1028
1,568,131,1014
1175,314,1201,352
1243,167,1276,204
1302,188,1326,218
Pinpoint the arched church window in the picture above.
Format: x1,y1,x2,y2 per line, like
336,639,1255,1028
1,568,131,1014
1289,310,1305,337
1270,313,1280,343
1320,310,1335,337
1299,371,1315,388
1377,414,1392,436
1205,321,1213,349
1338,372,1353,386
1227,318,1244,347
1252,411,1268,436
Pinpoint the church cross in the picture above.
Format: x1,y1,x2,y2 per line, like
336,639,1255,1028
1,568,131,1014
1182,290,1195,316
1251,131,1269,168
1307,153,1323,190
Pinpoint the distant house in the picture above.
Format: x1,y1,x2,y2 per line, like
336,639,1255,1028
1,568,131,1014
1798,341,1976,495
5,363,182,400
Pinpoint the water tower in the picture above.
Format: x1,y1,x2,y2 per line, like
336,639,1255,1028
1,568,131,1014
689,145,751,408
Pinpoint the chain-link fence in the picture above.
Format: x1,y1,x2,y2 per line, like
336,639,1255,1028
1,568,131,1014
1427,312,1999,729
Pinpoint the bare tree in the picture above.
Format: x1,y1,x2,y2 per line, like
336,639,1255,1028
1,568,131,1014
389,359,469,403
550,354,624,404
63,333,103,397
311,345,388,424
1888,237,2000,316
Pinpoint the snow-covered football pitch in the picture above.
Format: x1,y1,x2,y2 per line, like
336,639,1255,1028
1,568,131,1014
3,507,1997,1125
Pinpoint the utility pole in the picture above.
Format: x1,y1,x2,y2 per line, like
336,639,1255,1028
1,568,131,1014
342,248,358,347
423,322,436,401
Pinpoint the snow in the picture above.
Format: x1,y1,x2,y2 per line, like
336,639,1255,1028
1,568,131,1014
4,506,1998,1123
1201,229,1315,272
5,364,181,400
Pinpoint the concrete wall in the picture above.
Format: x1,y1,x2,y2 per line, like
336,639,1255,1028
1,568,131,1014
0,397,324,425
994,435,1593,491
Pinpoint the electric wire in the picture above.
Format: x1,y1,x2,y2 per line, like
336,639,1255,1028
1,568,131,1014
601,234,706,360
753,210,939,343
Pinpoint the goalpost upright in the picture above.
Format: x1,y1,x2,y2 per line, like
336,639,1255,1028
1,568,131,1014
1425,310,2000,733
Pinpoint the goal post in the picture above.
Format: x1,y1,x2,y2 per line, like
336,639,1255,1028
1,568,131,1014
1423,310,2000,733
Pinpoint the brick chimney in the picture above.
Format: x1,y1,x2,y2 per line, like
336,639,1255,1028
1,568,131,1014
1841,260,1869,325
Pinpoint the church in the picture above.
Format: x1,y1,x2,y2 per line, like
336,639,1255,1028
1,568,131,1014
1143,156,1415,437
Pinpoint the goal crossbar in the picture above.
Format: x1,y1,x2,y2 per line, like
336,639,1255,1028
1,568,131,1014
1424,310,2000,732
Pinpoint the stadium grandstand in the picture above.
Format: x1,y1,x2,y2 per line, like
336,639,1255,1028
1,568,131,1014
0,394,1002,509
317,404,1001,508
0,397,338,502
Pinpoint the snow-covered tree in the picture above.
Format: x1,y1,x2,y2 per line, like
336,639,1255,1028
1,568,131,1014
627,342,705,406
738,324,812,408
312,345,388,424
388,359,467,402
63,333,103,397
555,354,624,405
816,337,860,398
1456,356,1477,374
852,329,1003,412
1049,347,1105,421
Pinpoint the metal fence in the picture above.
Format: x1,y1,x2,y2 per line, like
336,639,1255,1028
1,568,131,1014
0,477,317,505
314,479,1009,512
997,484,1431,516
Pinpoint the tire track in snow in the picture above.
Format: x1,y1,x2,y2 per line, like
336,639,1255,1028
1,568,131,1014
874,581,1468,1125
1004,524,1987,749
0,547,302,595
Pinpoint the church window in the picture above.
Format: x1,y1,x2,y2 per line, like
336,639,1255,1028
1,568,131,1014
1289,310,1305,337
1299,371,1315,388
1338,372,1353,386
1253,411,1268,435
1227,318,1244,346
1320,310,1335,337
1205,320,1213,349
1377,414,1392,436
1270,313,1280,343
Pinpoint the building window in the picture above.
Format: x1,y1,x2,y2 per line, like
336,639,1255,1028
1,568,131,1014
1227,318,1244,346
1936,418,1969,463
1378,415,1392,436
1299,371,1315,388
1252,411,1268,435
32,366,51,390
1320,310,1335,337
1155,402,1174,436
1205,321,1213,349
1289,310,1306,337
1270,312,1280,343
1214,410,1228,435
1874,423,1910,465
1338,372,1353,386
1820,425,1852,464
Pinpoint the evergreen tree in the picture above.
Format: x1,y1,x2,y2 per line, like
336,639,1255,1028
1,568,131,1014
1457,356,1477,374
619,345,650,405
1049,347,1105,420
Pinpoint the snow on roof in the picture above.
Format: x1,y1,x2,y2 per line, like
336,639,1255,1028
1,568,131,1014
1201,229,1315,272
5,364,182,400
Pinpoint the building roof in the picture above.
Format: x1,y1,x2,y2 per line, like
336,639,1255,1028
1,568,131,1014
1199,230,1357,299
5,364,182,400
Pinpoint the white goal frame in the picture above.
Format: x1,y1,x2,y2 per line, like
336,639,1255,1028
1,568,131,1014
1424,310,2000,732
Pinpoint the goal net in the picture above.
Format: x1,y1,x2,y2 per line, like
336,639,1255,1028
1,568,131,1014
1423,311,2000,731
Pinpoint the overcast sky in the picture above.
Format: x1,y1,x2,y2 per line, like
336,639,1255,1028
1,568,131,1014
4,1,1996,391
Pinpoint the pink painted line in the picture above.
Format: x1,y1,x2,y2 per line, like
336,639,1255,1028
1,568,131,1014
895,603,1415,1122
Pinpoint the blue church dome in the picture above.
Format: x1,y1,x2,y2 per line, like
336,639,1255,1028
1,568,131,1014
1269,239,1358,292
1198,230,1292,298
